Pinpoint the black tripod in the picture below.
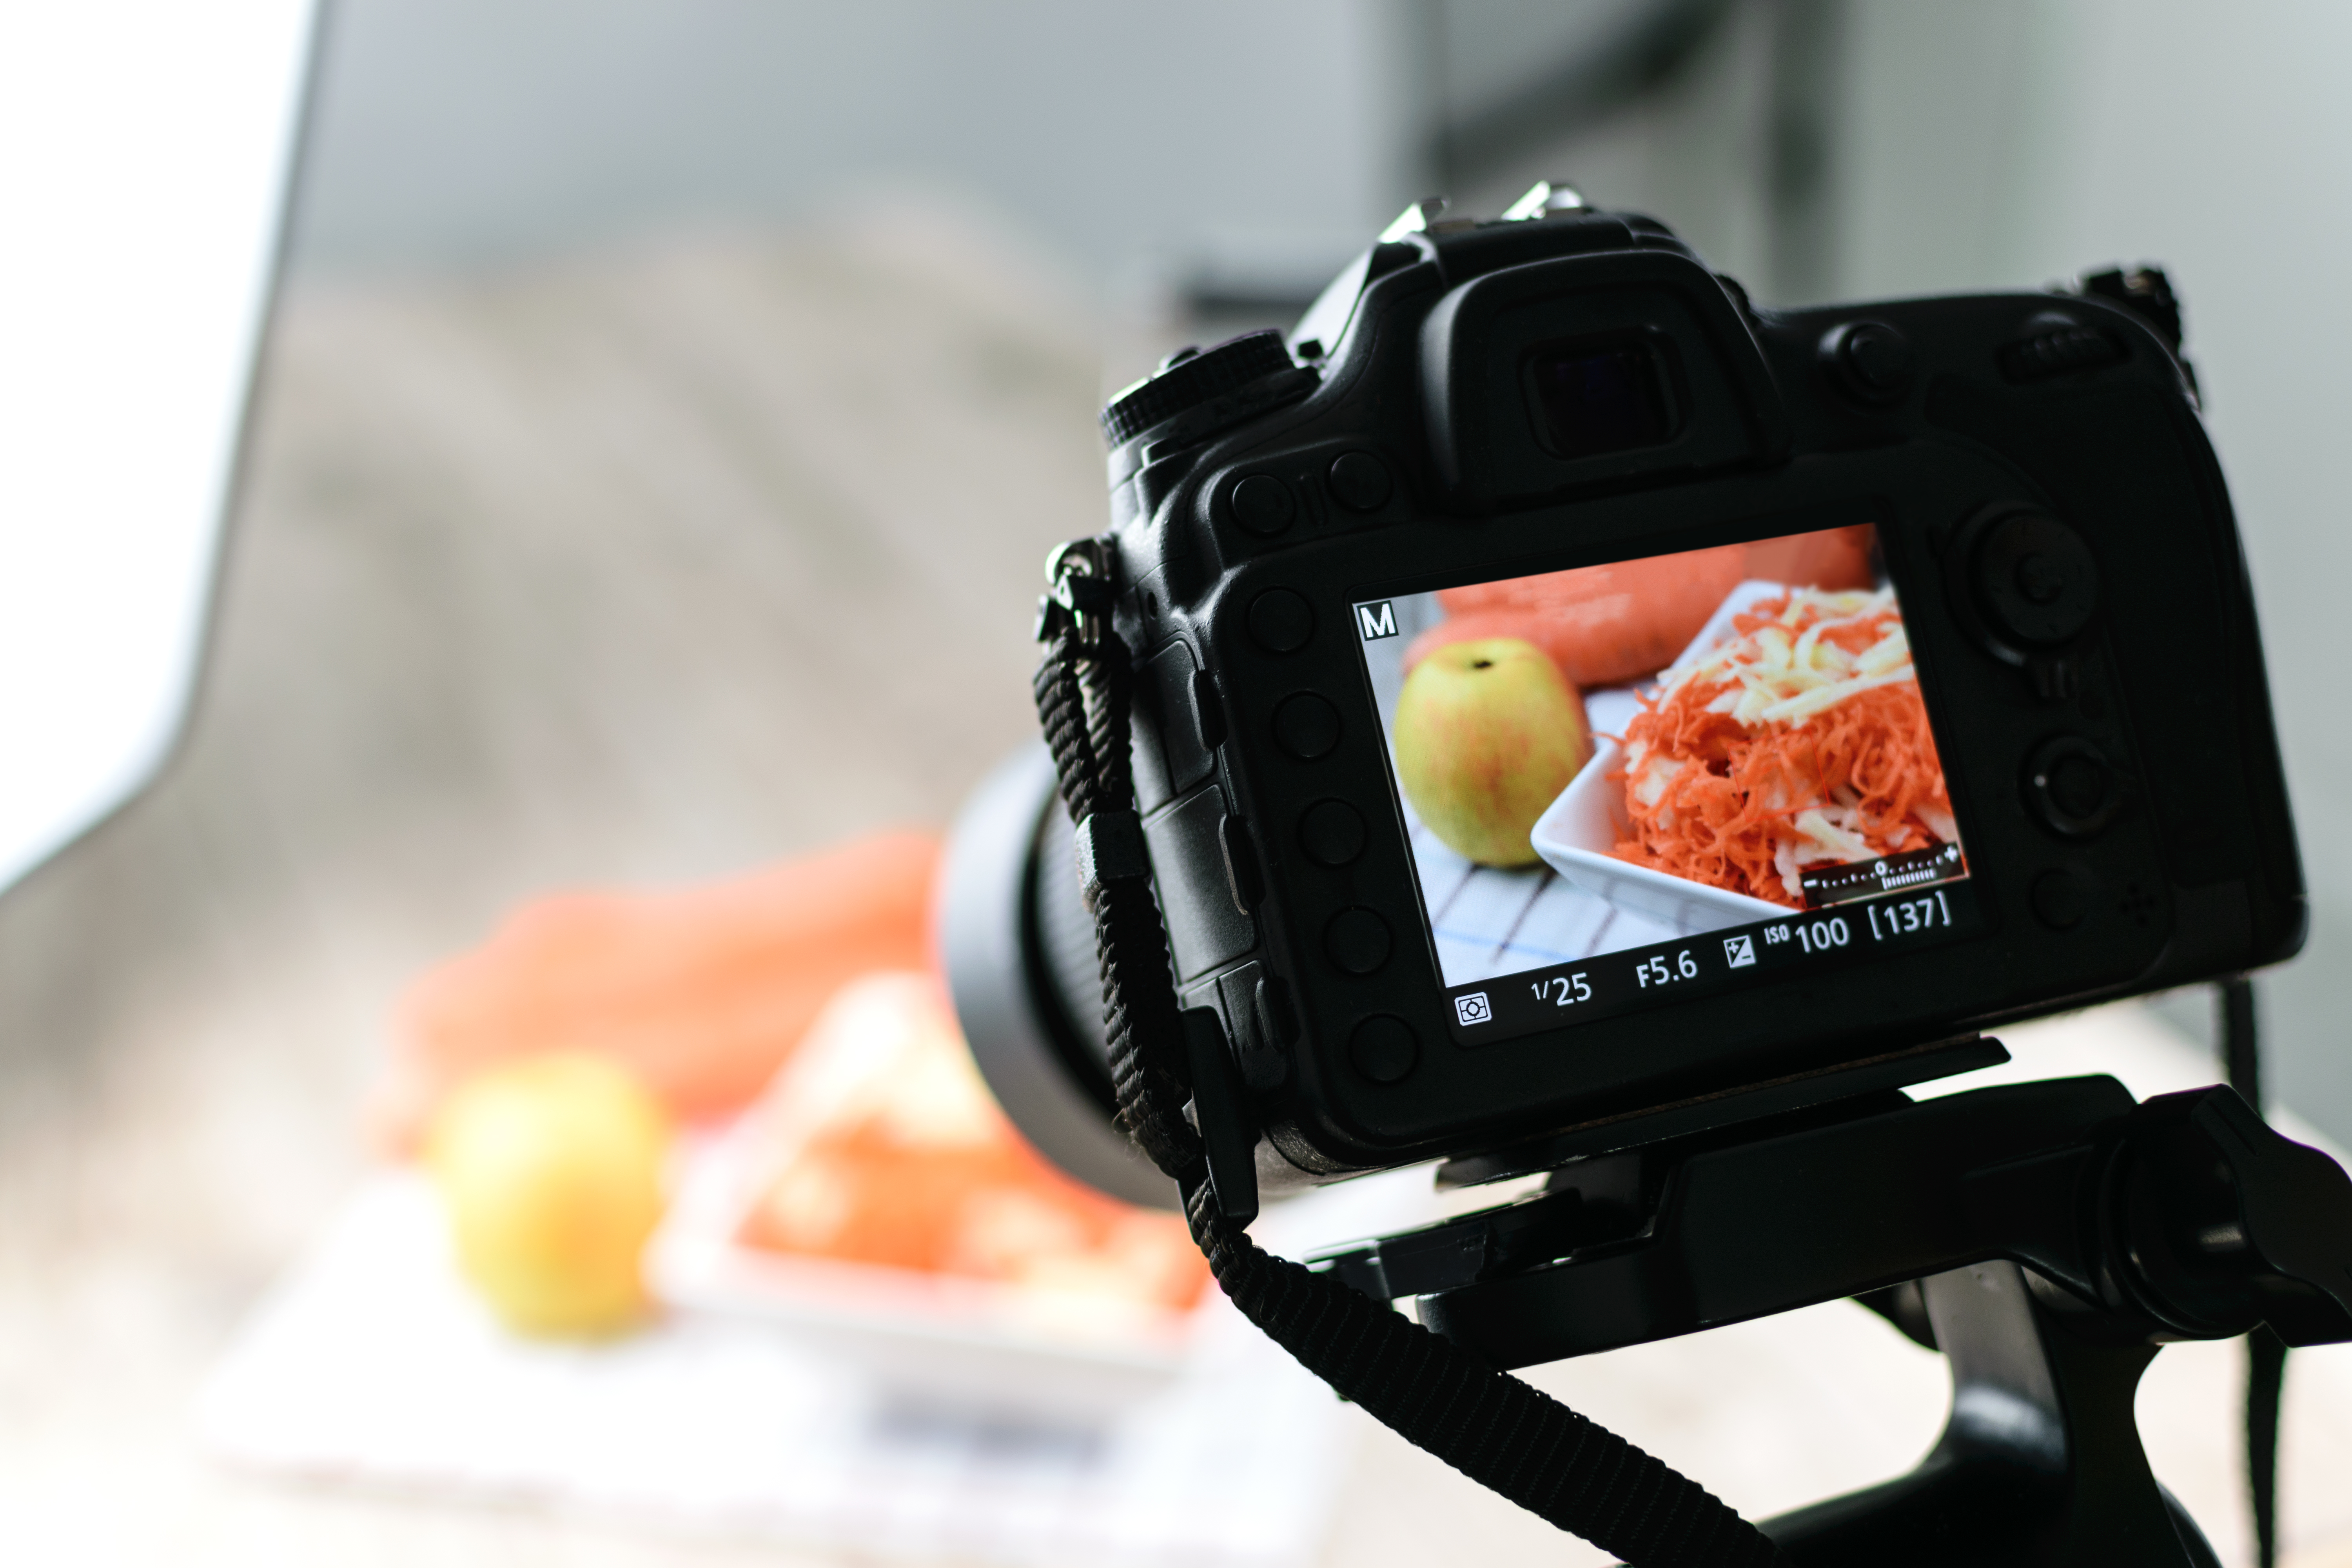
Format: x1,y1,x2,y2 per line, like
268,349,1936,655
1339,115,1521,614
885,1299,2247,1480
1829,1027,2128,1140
1310,1030,2352,1564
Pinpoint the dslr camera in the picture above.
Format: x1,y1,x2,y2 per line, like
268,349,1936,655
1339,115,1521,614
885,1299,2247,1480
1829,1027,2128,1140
944,187,2303,1209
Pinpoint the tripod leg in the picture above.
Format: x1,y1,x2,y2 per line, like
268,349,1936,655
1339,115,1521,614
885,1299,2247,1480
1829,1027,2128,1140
2220,975,2287,1568
2247,1324,2287,1568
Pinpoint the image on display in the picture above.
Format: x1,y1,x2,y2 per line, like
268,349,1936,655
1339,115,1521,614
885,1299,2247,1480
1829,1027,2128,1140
1354,524,1976,1042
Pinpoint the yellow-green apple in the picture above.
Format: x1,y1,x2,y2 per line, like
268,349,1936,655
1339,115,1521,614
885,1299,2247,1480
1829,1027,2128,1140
1395,637,1590,866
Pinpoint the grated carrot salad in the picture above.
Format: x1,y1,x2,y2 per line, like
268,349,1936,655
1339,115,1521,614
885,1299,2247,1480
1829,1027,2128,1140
1610,587,1959,905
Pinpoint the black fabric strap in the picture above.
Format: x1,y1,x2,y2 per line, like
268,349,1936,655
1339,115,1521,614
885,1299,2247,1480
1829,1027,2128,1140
1032,589,1786,1568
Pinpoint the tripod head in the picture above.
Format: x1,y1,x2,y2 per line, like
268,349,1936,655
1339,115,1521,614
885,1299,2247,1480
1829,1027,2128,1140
1310,1065,2352,1562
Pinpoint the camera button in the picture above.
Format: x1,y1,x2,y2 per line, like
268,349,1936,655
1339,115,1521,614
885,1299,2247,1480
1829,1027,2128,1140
1819,320,1915,406
2025,735,2123,837
1230,474,1296,536
1348,1015,1418,1084
1325,907,1392,974
1300,799,1367,866
2031,866,2100,931
1273,693,1342,759
1248,588,1315,653
1327,451,1392,512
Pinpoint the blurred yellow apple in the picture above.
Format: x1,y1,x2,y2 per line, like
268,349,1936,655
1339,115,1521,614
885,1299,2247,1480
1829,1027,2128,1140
1396,637,1590,866
425,1053,671,1336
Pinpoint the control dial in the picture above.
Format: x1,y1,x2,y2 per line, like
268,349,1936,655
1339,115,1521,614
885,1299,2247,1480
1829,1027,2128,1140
1098,329,1298,449
1975,511,2100,646
1949,506,2102,667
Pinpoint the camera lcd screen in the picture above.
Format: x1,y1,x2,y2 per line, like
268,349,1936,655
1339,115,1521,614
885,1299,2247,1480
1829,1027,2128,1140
1524,337,1675,457
1352,524,1979,1046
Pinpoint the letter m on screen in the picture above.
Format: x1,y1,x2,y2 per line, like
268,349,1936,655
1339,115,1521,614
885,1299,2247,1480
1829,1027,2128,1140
1356,601,1398,641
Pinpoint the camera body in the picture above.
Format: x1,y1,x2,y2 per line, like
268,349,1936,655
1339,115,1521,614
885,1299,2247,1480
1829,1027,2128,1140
981,202,2303,1193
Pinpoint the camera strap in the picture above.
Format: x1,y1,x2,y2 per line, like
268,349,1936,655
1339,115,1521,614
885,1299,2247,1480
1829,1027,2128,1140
1033,542,1786,1568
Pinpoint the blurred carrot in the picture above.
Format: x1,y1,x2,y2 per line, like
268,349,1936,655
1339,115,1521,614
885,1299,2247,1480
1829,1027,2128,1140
1415,544,1746,688
373,831,940,1154
1405,528,1877,690
1741,524,1875,593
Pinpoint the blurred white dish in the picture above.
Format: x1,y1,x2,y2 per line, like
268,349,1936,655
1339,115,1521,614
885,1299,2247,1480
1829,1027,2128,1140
1531,581,1791,933
651,1121,1196,1423
648,973,1205,1423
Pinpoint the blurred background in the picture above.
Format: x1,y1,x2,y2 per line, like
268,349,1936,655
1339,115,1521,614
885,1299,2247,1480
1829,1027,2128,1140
7,1,2352,1564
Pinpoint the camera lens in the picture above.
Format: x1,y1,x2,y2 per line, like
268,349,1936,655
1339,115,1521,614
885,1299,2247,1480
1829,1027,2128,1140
939,746,1174,1209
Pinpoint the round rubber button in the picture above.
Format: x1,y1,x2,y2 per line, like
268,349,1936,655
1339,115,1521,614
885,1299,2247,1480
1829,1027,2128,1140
1325,907,1392,974
1247,588,1314,654
1299,799,1367,866
1273,693,1342,760
1818,320,1915,405
1327,451,1393,512
2032,867,2097,931
1230,474,1296,537
1349,1014,1418,1084
2025,735,2123,838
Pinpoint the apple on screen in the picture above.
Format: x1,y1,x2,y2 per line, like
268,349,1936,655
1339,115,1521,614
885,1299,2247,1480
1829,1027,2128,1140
0,2,316,893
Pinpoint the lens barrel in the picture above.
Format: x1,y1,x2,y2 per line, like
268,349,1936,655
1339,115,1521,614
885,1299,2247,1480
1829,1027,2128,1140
936,744,1178,1209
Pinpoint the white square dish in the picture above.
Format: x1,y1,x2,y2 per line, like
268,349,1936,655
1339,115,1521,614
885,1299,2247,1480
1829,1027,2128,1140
1529,580,1795,934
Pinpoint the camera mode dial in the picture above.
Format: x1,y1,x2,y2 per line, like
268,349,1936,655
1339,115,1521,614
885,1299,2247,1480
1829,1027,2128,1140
1099,329,1298,449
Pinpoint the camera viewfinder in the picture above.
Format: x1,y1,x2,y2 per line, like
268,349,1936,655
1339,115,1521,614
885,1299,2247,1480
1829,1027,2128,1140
1523,336,1677,458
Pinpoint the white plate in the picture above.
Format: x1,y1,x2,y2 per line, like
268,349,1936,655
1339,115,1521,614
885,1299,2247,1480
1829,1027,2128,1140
1530,581,1793,933
650,1114,1198,1422
646,976,1206,1423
